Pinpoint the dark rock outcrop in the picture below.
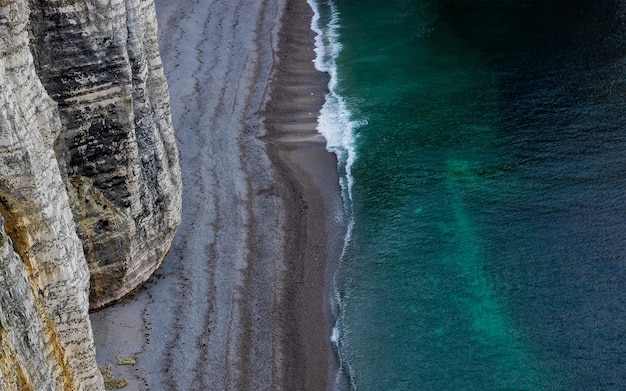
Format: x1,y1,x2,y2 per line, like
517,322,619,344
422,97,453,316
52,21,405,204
28,0,182,308
0,0,181,387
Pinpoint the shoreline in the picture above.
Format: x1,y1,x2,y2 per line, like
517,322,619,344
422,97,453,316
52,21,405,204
263,0,346,388
90,0,345,389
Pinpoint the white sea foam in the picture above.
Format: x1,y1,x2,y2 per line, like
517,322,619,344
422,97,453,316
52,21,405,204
307,0,361,389
330,322,340,344
307,0,361,210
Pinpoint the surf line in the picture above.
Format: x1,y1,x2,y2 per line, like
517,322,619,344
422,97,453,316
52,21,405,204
307,0,362,389
445,158,537,389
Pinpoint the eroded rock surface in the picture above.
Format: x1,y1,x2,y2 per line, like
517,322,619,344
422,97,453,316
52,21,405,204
28,0,182,308
0,1,103,388
0,0,181,387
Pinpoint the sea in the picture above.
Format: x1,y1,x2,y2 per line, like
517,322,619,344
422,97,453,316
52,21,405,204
308,0,626,390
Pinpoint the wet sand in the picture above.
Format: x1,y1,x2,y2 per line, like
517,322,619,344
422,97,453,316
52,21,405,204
90,0,344,389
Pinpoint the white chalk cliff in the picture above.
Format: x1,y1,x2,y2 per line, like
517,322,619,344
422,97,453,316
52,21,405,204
0,0,181,388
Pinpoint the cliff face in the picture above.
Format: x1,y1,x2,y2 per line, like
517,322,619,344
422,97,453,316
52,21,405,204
0,1,103,388
0,0,180,387
28,0,182,309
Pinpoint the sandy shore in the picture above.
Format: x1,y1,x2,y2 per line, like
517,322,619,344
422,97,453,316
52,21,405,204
90,0,344,389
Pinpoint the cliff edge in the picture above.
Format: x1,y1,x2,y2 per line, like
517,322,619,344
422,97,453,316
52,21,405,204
29,0,182,309
0,0,181,388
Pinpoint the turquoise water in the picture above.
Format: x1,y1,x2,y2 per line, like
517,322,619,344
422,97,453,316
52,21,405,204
311,0,626,390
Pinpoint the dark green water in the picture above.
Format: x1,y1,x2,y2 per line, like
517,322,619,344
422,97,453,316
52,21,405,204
311,1,626,389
